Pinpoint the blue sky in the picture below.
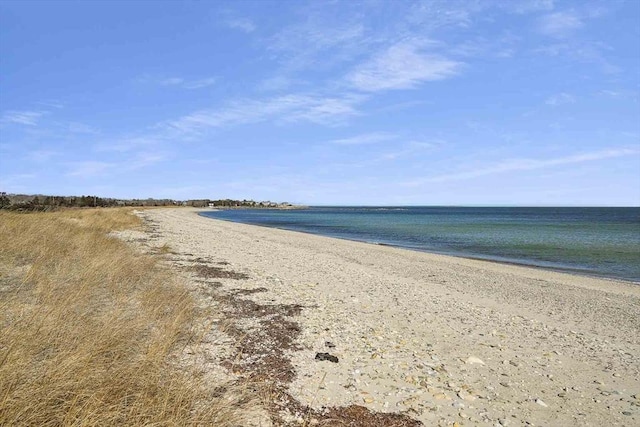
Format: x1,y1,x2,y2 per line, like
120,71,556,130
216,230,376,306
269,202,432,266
1,0,639,205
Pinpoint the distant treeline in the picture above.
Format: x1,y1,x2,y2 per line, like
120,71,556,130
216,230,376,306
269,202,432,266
205,199,293,208
0,193,295,211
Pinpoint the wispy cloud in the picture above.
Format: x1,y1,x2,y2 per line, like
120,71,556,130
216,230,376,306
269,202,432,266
225,17,256,33
68,122,99,134
330,132,397,145
538,11,584,37
545,92,576,106
405,148,639,185
65,151,167,178
95,136,160,152
128,152,167,170
534,39,619,74
258,76,300,92
144,76,216,90
407,1,476,29
507,0,555,14
27,149,59,162
379,141,438,161
1,110,45,126
269,20,365,58
347,40,462,92
159,77,184,86
66,161,113,177
182,77,216,89
35,100,64,109
165,93,363,133
267,10,368,73
284,95,363,125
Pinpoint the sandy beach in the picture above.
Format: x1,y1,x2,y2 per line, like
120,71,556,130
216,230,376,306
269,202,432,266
126,208,639,426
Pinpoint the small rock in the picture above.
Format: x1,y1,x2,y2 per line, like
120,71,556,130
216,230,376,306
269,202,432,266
500,382,511,388
458,390,476,401
509,360,519,367
613,373,621,377
315,352,339,363
558,392,567,398
622,411,632,416
325,341,336,348
466,356,485,365
363,397,374,403
535,399,548,407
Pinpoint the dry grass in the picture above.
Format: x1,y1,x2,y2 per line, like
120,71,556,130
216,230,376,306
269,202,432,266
0,208,255,426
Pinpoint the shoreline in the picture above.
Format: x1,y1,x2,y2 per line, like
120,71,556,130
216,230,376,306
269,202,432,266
136,207,640,426
197,211,639,285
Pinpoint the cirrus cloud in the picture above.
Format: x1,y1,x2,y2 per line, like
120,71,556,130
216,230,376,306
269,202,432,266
347,40,462,92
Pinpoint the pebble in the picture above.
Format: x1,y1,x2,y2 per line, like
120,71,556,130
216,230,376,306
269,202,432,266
466,356,485,365
458,390,476,401
535,399,548,407
315,352,339,363
500,382,511,388
622,411,632,416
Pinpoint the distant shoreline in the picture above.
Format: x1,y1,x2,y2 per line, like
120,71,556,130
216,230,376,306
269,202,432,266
198,206,640,283
201,212,638,284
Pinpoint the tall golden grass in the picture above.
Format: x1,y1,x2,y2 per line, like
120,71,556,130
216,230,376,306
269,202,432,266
0,208,253,426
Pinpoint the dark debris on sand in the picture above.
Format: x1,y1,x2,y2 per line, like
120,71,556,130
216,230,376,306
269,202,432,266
188,258,422,427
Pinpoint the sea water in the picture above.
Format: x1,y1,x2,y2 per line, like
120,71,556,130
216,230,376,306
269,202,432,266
200,207,640,282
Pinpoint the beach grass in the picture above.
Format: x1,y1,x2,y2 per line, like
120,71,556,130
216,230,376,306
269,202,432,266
0,208,254,426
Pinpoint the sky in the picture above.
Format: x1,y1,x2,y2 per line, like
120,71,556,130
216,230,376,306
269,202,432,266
1,0,639,206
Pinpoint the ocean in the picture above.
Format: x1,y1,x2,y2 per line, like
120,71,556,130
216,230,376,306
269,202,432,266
199,207,640,282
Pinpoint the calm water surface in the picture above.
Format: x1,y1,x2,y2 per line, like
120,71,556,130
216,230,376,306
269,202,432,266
200,207,640,282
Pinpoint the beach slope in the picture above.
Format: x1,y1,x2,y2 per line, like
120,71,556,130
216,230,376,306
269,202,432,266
140,208,639,426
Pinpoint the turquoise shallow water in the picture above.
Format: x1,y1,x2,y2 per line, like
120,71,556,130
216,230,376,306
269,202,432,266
200,207,640,282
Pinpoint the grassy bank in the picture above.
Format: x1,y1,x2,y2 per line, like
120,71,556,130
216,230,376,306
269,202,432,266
0,208,252,426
